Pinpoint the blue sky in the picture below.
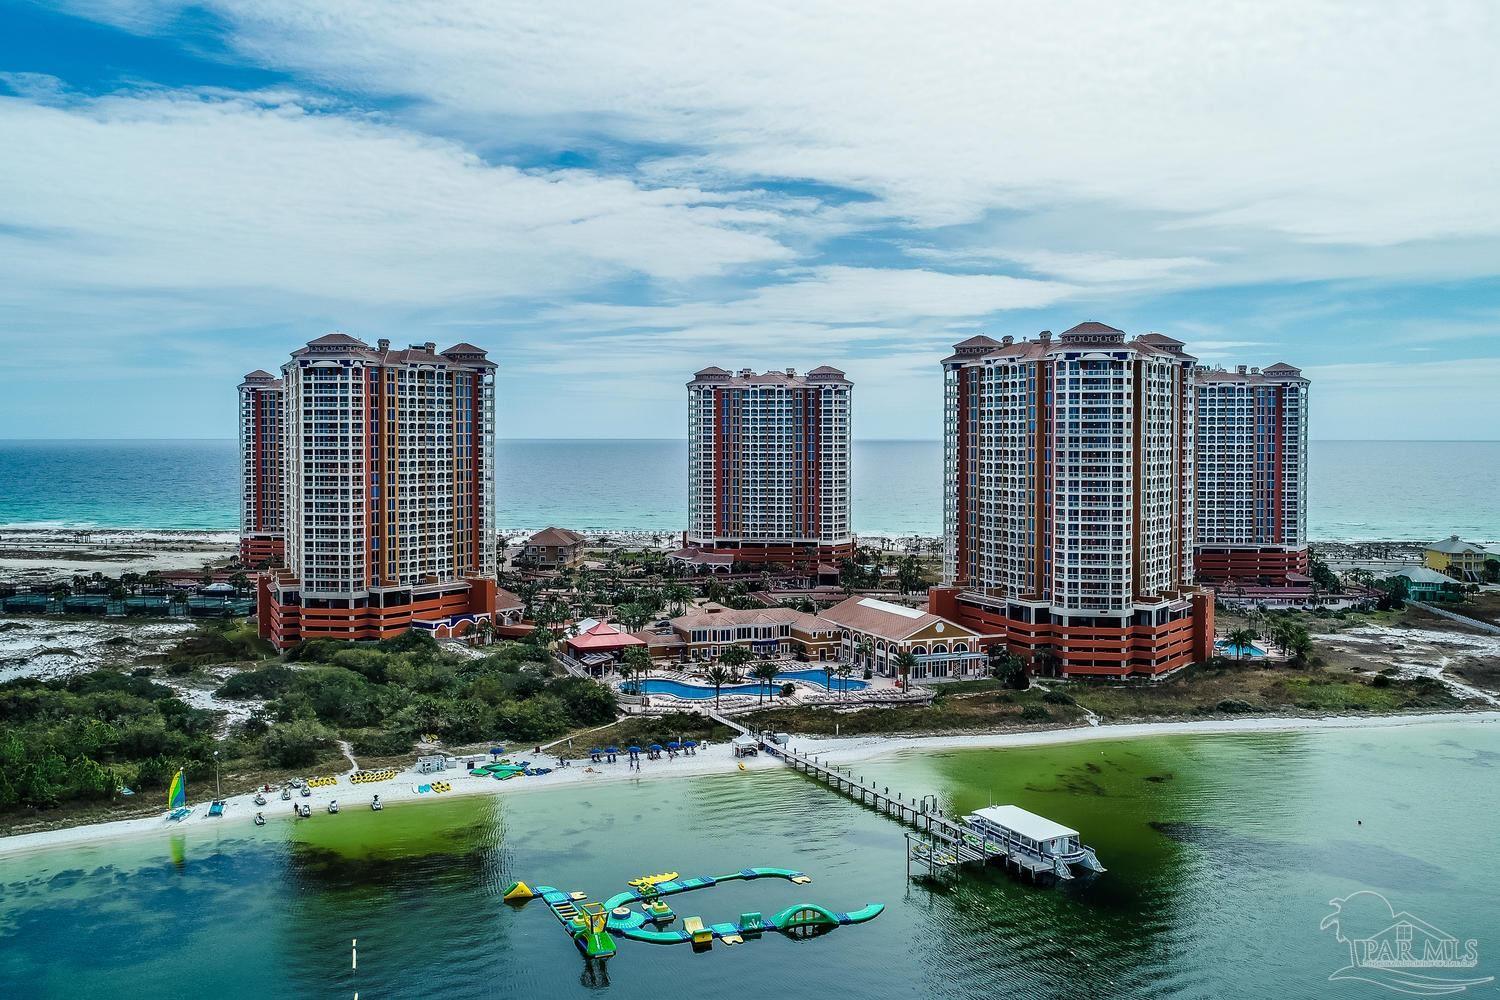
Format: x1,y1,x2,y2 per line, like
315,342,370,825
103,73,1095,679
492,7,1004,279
2,1,1497,440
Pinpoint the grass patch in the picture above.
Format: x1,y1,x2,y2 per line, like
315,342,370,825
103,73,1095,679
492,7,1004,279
744,685,1082,735
572,713,736,751
161,620,275,667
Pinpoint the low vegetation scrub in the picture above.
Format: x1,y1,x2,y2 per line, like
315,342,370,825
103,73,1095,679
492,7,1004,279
0,628,624,816
266,632,617,751
0,670,225,811
159,620,274,667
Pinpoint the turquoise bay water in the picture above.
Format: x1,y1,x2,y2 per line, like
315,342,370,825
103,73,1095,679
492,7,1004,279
0,439,1497,540
1,724,1496,999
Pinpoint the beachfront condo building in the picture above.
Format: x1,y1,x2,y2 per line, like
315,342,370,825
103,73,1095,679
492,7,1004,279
928,323,1214,679
237,370,285,567
684,365,853,569
255,333,499,648
1193,362,1310,585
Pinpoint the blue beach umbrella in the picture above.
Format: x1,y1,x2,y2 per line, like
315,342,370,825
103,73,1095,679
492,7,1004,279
607,746,621,753
684,740,699,748
627,746,641,754
648,744,663,752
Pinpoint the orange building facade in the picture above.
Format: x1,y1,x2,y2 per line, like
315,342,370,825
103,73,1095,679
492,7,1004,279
686,365,853,571
934,324,1212,679
253,334,499,649
238,370,285,568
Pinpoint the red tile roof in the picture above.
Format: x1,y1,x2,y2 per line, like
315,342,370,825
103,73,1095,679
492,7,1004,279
566,620,647,651
528,526,585,547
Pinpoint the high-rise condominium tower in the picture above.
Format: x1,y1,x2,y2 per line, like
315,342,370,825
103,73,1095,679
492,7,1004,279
1193,362,1309,584
928,323,1214,678
256,333,498,647
685,365,853,568
238,370,285,567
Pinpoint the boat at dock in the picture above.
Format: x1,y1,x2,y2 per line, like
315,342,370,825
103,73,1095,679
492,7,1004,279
961,805,1105,879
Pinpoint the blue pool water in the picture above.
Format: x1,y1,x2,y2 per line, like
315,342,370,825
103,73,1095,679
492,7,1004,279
1216,641,1268,657
637,669,868,700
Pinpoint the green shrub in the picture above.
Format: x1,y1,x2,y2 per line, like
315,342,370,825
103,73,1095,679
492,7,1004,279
1042,690,1075,705
549,676,618,726
259,718,336,768
1019,705,1051,722
216,664,295,699
350,729,415,757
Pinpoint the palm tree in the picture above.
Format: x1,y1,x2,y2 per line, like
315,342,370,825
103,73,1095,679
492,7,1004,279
752,661,781,704
895,555,925,595
894,651,918,690
617,660,635,693
838,559,860,596
835,662,854,700
1225,627,1258,661
821,663,835,693
719,645,752,682
623,645,653,687
1266,619,1296,656
518,580,542,620
616,602,649,632
705,665,733,710
1031,644,1060,678
472,617,493,646
663,582,692,616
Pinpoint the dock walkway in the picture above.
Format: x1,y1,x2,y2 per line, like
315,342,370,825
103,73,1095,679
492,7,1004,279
708,710,1054,880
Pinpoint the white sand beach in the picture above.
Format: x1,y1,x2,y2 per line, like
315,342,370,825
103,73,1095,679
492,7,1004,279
0,528,237,583
2,709,1495,860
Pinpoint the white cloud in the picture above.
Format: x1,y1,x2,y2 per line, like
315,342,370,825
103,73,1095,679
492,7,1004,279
0,86,794,319
906,246,1212,284
552,266,1073,332
70,0,1500,247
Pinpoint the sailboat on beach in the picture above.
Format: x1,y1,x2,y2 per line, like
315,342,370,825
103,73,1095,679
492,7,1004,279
166,768,192,821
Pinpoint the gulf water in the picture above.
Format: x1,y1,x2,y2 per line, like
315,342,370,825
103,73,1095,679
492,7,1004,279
1,725,1496,998
0,439,1496,540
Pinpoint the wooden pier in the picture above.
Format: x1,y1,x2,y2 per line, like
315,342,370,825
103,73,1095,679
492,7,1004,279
709,711,1056,882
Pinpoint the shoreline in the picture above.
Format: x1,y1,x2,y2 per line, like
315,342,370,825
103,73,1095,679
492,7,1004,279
2,524,1493,547
3,709,1495,861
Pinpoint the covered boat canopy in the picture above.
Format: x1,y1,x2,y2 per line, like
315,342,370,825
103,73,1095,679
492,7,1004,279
971,805,1078,841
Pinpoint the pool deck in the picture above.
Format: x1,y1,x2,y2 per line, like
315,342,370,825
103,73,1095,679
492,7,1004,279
613,666,932,713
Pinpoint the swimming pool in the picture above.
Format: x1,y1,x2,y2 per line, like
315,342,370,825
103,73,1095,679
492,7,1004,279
1215,641,1268,658
634,669,868,700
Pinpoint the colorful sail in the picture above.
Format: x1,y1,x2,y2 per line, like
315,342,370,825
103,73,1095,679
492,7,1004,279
168,769,186,810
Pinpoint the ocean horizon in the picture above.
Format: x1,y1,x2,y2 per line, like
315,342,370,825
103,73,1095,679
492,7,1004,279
1,438,1497,543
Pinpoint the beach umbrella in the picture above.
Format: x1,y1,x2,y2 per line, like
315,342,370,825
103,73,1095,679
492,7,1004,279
627,746,641,753
489,746,505,757
607,746,621,753
666,741,681,750
648,744,663,751
590,747,602,755
684,740,699,748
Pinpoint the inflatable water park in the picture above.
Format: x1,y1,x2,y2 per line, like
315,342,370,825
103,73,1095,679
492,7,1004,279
504,866,883,961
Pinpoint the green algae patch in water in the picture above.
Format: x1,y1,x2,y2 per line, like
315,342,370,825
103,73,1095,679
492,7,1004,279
287,795,504,863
